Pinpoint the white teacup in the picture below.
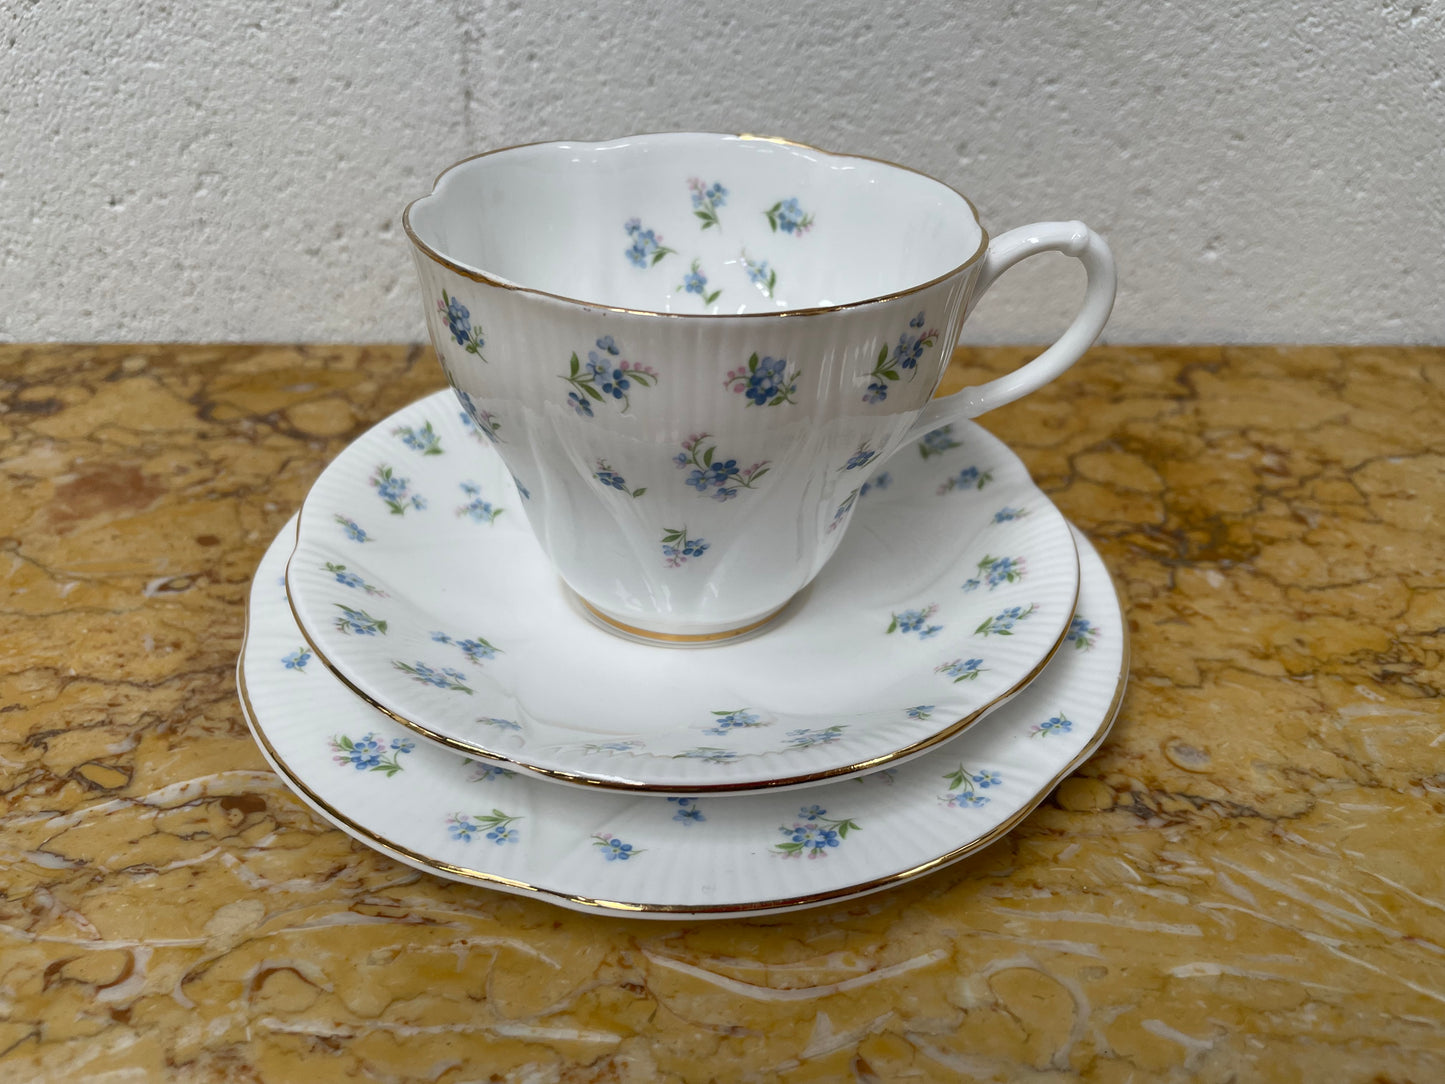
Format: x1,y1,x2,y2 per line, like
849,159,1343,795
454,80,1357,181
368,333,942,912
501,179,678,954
404,133,1115,642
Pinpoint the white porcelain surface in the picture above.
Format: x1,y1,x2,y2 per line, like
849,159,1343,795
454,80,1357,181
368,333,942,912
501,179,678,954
405,133,1115,634
286,390,1080,793
249,517,1126,918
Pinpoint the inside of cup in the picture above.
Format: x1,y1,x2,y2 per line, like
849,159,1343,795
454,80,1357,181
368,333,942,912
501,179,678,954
406,133,984,315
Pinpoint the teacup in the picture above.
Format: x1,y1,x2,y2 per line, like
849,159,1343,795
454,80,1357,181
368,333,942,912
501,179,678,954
404,133,1115,642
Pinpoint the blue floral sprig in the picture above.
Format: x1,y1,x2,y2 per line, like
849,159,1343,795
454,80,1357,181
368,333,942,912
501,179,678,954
393,420,443,456
740,250,777,297
938,466,995,495
334,603,387,636
464,759,517,783
673,747,738,763
330,733,413,776
438,290,485,358
1031,714,1073,738
688,177,728,230
661,526,709,568
593,833,643,860
765,197,814,236
393,660,472,694
784,725,846,749
454,387,502,445
582,739,643,754
430,629,501,666
561,336,658,416
940,764,1001,808
992,506,1029,523
842,443,879,472
860,472,892,498
669,797,705,824
449,808,521,844
334,515,370,543
457,481,504,524
962,555,1027,593
975,603,1037,637
282,648,311,671
676,433,769,501
888,605,943,640
594,459,645,498
324,561,387,597
625,218,675,267
905,705,934,720
371,464,426,516
826,488,859,534
680,259,721,305
919,424,961,460
724,353,799,407
936,657,986,683
863,311,938,403
1066,616,1100,651
703,709,768,736
774,805,858,859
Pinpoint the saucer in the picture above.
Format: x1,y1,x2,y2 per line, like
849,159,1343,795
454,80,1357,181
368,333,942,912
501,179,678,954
246,517,1125,918
286,391,1080,793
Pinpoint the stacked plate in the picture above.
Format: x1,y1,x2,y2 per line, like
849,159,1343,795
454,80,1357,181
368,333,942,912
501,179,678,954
240,391,1128,919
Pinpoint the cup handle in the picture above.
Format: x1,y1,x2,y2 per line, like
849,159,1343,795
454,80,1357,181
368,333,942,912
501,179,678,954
902,220,1116,439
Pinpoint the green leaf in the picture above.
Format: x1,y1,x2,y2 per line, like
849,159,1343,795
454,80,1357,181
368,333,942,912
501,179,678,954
886,617,898,634
877,345,888,365
582,383,604,401
883,370,900,381
632,487,646,498
569,352,580,376
376,620,388,634
703,447,714,467
704,289,721,304
748,352,759,372
750,467,770,482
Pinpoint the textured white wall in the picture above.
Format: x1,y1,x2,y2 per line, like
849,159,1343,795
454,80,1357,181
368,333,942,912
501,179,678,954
3,0,1442,344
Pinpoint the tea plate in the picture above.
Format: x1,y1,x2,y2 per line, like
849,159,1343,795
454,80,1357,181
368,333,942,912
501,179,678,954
249,518,1125,918
286,391,1079,793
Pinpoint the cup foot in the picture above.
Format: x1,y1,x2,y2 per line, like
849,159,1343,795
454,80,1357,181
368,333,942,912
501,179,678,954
575,595,793,647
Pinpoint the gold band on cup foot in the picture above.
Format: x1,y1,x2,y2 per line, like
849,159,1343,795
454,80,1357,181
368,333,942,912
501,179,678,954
578,597,792,646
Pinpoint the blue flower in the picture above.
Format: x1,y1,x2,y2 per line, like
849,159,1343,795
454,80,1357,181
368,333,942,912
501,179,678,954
445,297,472,345
993,506,1028,523
568,391,594,418
905,705,934,719
800,804,826,820
673,452,689,468
844,447,877,471
599,367,631,399
684,469,710,492
347,735,384,770
336,516,369,542
910,311,926,328
710,486,738,502
458,638,498,663
669,797,706,824
449,816,476,841
863,380,888,404
743,355,789,405
282,649,311,671
683,268,708,295
746,259,771,286
625,243,648,268
597,836,636,861
596,468,626,490
973,770,1001,788
860,472,891,498
596,335,619,355
682,538,708,558
391,738,415,753
487,825,518,844
430,631,453,643
333,570,363,589
706,182,727,205
1033,715,1074,737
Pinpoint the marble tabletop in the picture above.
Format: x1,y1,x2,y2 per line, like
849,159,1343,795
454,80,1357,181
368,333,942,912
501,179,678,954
3,342,1443,1081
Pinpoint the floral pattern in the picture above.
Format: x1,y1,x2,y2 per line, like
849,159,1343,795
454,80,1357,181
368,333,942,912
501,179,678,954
940,763,1002,808
936,657,986,683
992,506,1029,523
430,629,501,666
703,709,768,736
449,809,521,844
478,716,522,732
456,391,502,445
331,732,413,776
438,290,485,358
334,515,370,543
863,311,938,403
740,251,776,297
464,759,517,783
625,218,675,267
334,604,387,636
562,336,658,415
457,482,504,524
774,805,857,858
680,259,721,305
962,555,1026,592
938,466,994,495
394,421,443,456
593,459,645,498
888,605,943,640
975,604,1037,637
905,705,934,720
1031,714,1073,738
669,797,705,825
582,739,644,755
661,527,709,567
826,489,859,533
673,747,738,763
919,425,961,459
1066,616,1100,650
860,472,892,498
282,648,311,671
784,725,846,749
324,561,387,597
593,834,642,860
675,434,770,501
842,443,879,472
724,353,799,407
371,465,426,516
393,660,472,694
689,178,727,230
765,197,814,236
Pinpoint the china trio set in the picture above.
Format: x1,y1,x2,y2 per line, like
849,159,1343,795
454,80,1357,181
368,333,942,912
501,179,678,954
239,133,1126,917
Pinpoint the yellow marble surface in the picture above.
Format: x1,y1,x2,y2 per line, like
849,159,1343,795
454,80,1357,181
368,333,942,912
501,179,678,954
2,342,1444,1082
